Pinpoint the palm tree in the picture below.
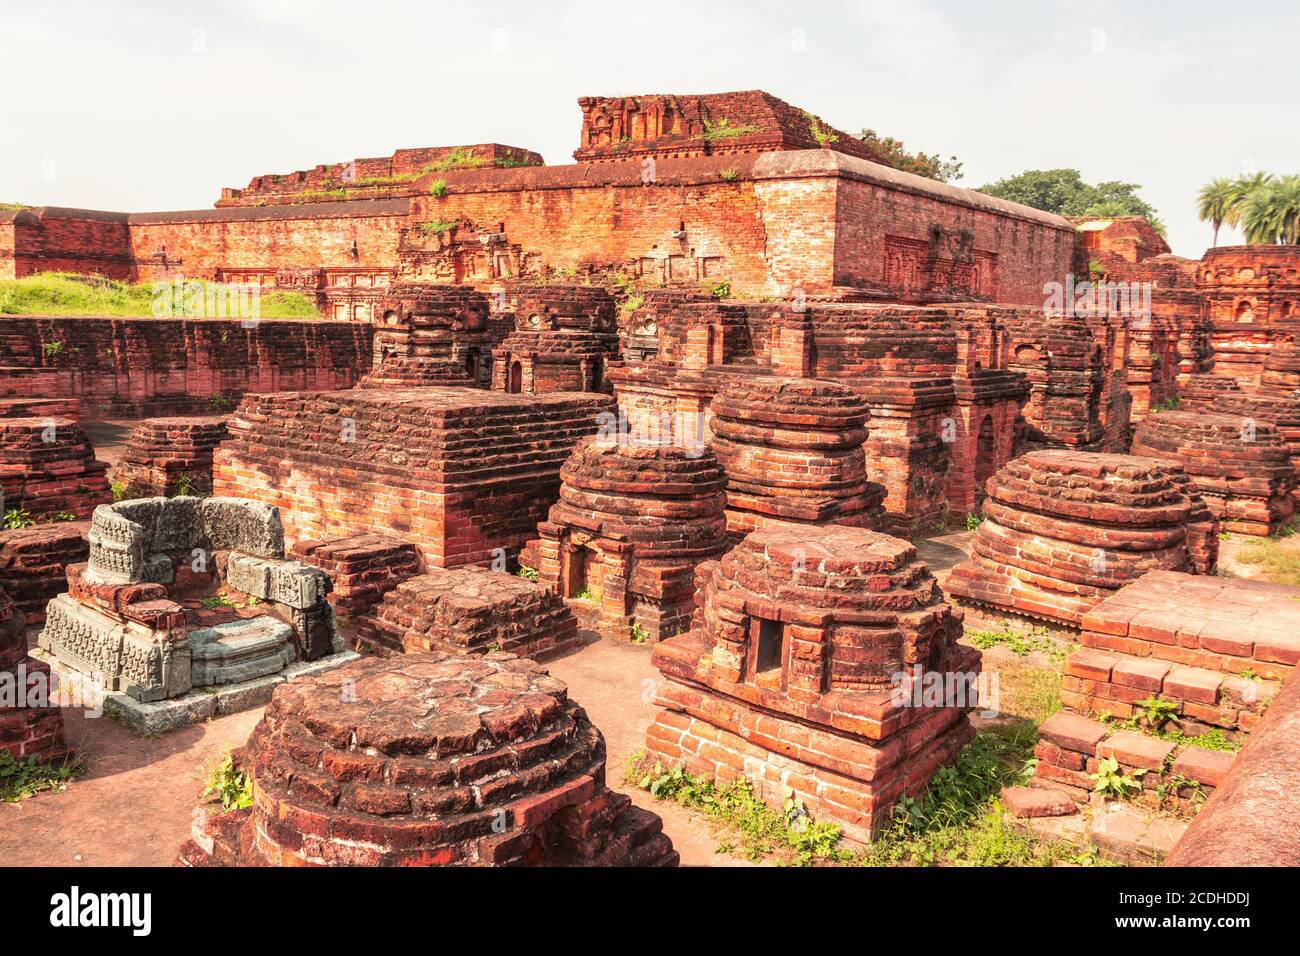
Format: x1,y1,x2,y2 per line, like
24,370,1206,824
1197,178,1236,246
1241,175,1300,245
1227,171,1274,230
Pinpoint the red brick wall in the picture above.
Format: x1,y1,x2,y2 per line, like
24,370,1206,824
10,209,133,279
0,317,372,418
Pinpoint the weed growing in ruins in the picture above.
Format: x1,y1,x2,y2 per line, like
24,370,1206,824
43,340,65,358
1151,397,1180,414
203,752,252,810
966,621,1068,662
701,118,760,144
0,201,31,212
515,564,539,582
174,474,197,498
618,292,645,321
625,752,849,866
426,148,487,173
1135,695,1180,732
629,622,649,644
964,512,983,531
428,179,448,198
1091,755,1146,800
1233,533,1300,586
200,596,238,610
109,477,127,501
3,507,34,529
719,168,739,182
494,156,536,169
861,724,1087,866
1155,773,1205,813
802,111,838,147
50,511,77,522
0,752,81,803
209,394,231,411
1097,712,1241,753
703,279,731,300
418,219,458,237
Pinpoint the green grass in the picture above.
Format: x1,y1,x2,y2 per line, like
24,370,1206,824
0,752,81,803
701,118,760,143
966,621,1070,663
0,272,321,319
417,220,458,237
0,202,31,212
1233,532,1300,586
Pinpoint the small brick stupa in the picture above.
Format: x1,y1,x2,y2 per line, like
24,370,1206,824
646,522,980,844
528,438,729,641
708,377,886,541
0,521,89,624
492,285,619,395
0,416,111,521
362,285,492,388
114,417,230,498
353,567,579,660
0,583,69,765
179,652,678,867
1257,342,1300,398
1131,410,1296,536
947,451,1218,626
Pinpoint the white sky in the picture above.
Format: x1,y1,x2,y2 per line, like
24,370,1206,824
1,0,1296,257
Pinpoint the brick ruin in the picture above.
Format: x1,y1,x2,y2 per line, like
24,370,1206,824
1131,410,1296,536
113,416,230,498
0,581,69,765
353,567,579,661
947,451,1218,627
212,387,613,568
524,438,729,641
3,86,1300,865
179,652,678,867
647,523,979,844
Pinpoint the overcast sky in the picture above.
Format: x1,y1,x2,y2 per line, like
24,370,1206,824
2,0,1296,257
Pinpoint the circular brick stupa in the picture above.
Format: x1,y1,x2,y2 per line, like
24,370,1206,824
530,438,729,641
179,652,678,867
708,377,886,540
1132,411,1296,536
0,416,111,521
647,522,979,844
947,451,1219,626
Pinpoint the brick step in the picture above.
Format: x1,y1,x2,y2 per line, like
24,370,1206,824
1062,647,1276,735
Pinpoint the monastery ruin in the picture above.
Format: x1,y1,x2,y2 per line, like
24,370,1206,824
2,89,1299,869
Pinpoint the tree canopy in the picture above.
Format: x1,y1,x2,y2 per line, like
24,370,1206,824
857,129,963,183
976,169,1162,236
1198,172,1300,246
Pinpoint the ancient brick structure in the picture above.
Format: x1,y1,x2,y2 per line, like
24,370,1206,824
289,535,422,620
38,497,344,703
947,451,1218,627
1073,216,1171,270
0,583,70,765
1,91,1077,304
0,522,89,624
1023,709,1236,812
708,377,886,540
1257,341,1300,396
213,387,614,568
647,523,980,844
1197,245,1300,386
113,417,229,498
1131,410,1296,536
362,284,497,388
0,316,372,419
178,652,678,867
1068,570,1296,730
353,567,578,660
0,416,110,521
217,144,543,207
492,285,620,394
526,438,729,641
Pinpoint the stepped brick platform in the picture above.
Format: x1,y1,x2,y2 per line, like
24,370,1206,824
0,521,89,624
212,387,615,568
353,567,579,660
362,285,497,389
947,451,1218,627
0,397,80,420
1177,374,1243,409
646,522,980,844
708,377,886,540
0,416,111,521
113,417,230,498
1023,710,1236,812
290,535,422,619
0,583,70,765
178,652,678,867
527,438,729,641
1066,570,1299,723
1131,410,1296,536
492,286,619,395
